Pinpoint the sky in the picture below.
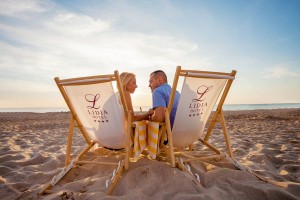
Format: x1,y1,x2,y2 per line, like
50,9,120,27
0,0,300,108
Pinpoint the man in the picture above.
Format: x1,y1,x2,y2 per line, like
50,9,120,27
148,70,180,128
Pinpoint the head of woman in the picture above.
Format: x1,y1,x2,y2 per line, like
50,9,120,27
120,72,137,94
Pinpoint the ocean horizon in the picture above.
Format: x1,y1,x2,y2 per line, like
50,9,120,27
0,103,300,113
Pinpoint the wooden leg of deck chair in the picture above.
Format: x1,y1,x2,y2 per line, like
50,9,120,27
124,111,132,170
220,152,295,188
175,157,203,189
204,71,236,142
249,171,299,188
165,109,175,167
203,111,219,142
39,142,95,195
66,115,74,165
158,124,164,146
202,140,293,189
106,161,125,195
199,139,221,155
220,110,233,158
39,184,53,195
176,159,187,172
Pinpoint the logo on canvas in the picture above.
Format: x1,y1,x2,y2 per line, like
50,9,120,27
189,85,212,117
85,94,109,123
192,85,213,102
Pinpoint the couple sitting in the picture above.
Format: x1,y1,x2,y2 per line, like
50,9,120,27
120,70,180,128
120,70,180,158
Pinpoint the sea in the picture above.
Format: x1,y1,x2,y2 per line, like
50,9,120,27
0,103,300,113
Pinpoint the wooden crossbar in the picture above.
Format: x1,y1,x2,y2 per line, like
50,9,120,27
180,69,233,76
186,73,234,80
76,161,119,166
178,154,224,163
57,74,115,84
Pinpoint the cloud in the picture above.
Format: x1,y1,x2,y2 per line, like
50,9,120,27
0,0,50,18
263,65,300,78
0,1,215,108
47,13,111,36
0,9,201,76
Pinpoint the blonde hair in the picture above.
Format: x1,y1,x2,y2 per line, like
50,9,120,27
120,72,135,89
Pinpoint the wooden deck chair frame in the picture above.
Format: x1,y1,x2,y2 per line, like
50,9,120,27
164,66,296,188
39,70,132,195
164,66,237,168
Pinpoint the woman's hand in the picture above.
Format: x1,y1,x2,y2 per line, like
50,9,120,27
147,109,154,115
147,109,154,120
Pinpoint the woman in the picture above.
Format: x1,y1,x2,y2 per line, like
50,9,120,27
120,72,153,121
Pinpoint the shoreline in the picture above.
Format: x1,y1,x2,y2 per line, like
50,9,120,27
1,103,300,113
0,109,299,199
0,107,299,114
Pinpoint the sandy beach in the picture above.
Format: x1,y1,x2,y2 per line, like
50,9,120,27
0,109,299,200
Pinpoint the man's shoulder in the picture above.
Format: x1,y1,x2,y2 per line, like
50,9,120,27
154,83,171,92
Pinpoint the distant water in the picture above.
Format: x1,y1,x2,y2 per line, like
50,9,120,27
136,103,300,112
0,107,70,113
1,103,299,113
221,103,300,111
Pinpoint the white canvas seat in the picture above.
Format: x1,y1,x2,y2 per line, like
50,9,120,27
163,66,237,168
63,80,127,149
172,71,234,148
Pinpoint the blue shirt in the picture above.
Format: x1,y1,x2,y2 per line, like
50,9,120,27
152,83,180,128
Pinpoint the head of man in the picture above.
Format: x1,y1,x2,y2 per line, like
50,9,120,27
149,70,168,92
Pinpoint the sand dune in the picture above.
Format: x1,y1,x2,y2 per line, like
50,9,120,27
0,109,299,199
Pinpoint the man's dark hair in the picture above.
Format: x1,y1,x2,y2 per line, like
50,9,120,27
151,70,167,82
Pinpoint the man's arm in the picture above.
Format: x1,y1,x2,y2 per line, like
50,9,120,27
151,106,165,123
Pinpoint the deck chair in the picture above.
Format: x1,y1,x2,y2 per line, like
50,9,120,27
162,66,238,171
163,66,294,187
40,71,133,195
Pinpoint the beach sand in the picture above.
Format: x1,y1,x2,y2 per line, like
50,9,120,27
0,109,299,199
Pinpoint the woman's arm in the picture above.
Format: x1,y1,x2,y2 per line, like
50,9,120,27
124,91,153,121
133,109,154,121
